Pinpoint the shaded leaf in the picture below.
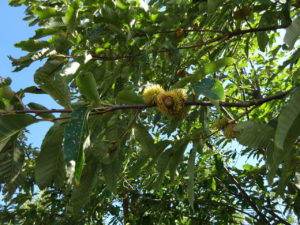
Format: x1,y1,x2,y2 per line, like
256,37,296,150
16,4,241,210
64,106,91,185
168,140,189,180
69,154,101,213
153,149,173,190
275,89,300,151
207,0,221,14
35,122,66,189
173,57,235,88
14,40,49,52
117,90,144,104
0,115,36,143
102,148,124,192
193,78,224,101
284,16,300,48
34,59,71,108
28,102,55,119
187,145,197,210
235,121,275,148
276,153,297,197
134,123,156,157
257,31,269,52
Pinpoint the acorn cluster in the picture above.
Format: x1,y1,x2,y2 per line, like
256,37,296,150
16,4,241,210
143,84,188,119
214,117,237,139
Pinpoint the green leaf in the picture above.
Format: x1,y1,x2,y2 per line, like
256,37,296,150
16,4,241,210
0,134,25,200
76,72,100,106
35,122,66,189
207,0,221,14
284,16,300,48
69,154,101,214
193,78,224,101
14,40,49,52
168,140,189,180
173,57,235,88
64,106,91,185
22,86,44,94
116,90,144,104
294,193,300,219
0,115,37,143
102,149,124,192
65,1,79,33
116,0,128,10
275,89,300,151
28,102,55,119
134,123,156,157
32,6,59,19
34,59,71,108
211,177,216,191
153,149,173,190
9,50,53,72
65,1,77,25
276,154,297,197
234,121,275,148
257,31,269,52
187,145,197,210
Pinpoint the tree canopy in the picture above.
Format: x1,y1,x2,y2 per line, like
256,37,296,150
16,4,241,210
1,0,300,224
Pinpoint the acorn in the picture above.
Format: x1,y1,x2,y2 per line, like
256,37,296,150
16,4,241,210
223,123,237,139
174,28,185,40
156,89,187,119
176,69,187,78
214,117,229,130
233,6,252,20
143,84,165,104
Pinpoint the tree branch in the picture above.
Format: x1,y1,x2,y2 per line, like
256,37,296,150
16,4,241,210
53,23,290,61
0,90,290,120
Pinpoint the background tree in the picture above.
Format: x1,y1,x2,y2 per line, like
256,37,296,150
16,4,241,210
1,0,300,224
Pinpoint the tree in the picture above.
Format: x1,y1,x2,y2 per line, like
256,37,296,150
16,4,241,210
1,0,300,224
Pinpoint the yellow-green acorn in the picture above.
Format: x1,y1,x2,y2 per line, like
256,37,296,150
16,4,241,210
143,84,165,105
214,117,229,130
156,89,187,119
223,123,237,139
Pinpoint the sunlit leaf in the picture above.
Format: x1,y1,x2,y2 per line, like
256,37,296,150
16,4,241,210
284,16,300,48
76,72,100,106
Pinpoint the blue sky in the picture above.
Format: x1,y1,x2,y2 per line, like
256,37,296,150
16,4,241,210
0,2,58,147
